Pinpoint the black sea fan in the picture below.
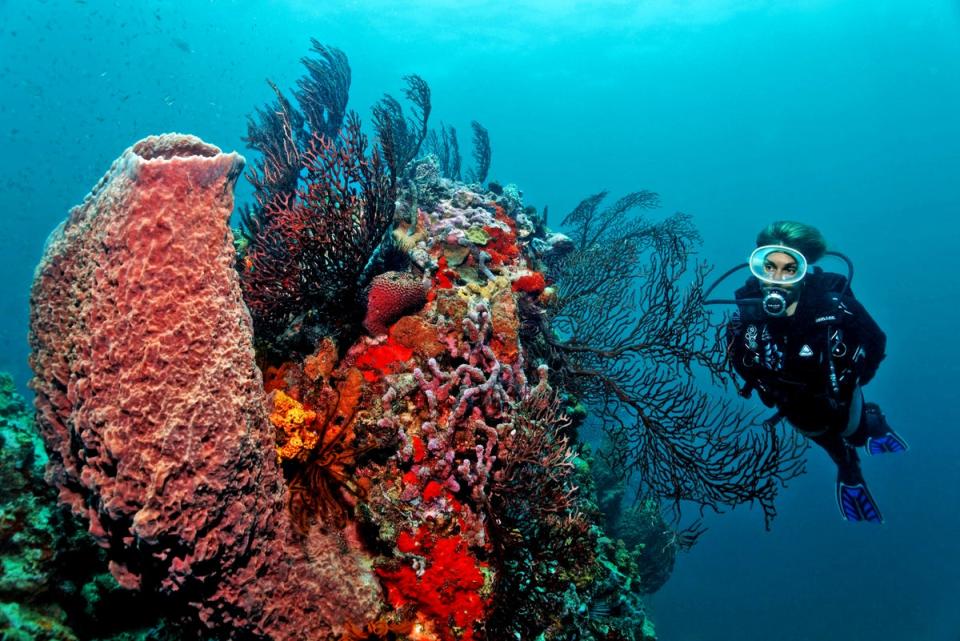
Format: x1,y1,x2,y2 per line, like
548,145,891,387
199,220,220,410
239,43,395,354
526,190,807,529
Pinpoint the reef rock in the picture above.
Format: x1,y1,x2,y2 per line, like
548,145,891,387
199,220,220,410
28,134,381,640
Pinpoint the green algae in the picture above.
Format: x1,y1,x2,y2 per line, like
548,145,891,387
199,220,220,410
465,226,491,245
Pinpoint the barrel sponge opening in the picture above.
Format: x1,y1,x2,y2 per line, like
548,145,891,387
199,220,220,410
132,134,220,160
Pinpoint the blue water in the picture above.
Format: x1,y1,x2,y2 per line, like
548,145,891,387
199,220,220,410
2,1,958,639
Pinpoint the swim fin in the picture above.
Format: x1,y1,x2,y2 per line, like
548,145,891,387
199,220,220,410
867,432,910,455
836,481,884,523
835,444,884,523
861,403,910,455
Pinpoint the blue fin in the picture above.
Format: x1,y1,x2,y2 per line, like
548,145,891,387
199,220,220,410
867,431,909,455
837,482,884,523
861,403,909,455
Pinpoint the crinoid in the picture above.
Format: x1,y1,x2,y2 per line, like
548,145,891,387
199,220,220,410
287,437,372,533
285,368,372,533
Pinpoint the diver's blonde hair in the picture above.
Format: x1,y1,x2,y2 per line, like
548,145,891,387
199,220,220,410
756,221,827,263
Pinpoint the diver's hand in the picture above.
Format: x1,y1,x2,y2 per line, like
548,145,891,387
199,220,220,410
762,412,783,429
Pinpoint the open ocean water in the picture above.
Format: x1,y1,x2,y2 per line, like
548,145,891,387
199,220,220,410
2,1,958,639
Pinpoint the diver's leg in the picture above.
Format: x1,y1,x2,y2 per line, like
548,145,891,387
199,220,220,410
811,430,858,479
810,429,884,523
840,386,864,439
844,388,909,454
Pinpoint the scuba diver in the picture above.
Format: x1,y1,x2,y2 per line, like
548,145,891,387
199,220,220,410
706,221,908,523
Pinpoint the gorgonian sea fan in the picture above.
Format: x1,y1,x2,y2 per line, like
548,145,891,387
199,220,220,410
240,113,394,335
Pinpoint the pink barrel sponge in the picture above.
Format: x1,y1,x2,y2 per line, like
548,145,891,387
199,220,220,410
29,134,267,592
28,134,381,639
362,270,428,336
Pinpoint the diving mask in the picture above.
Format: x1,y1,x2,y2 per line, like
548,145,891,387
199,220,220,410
748,245,809,316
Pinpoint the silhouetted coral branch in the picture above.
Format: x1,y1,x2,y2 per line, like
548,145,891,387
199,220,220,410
242,43,352,223
404,74,431,158
372,74,432,181
244,80,304,210
469,120,490,184
295,39,351,144
561,189,660,252
425,122,461,180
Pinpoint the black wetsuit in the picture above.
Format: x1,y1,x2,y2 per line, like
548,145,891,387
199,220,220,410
725,268,886,436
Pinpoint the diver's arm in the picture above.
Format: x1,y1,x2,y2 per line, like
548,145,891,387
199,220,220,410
725,313,747,377
725,316,749,379
725,314,776,406
843,295,887,385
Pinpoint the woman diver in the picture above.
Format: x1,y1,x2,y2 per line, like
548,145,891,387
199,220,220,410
712,221,908,523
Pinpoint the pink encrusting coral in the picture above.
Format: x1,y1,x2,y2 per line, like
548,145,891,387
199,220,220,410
28,134,381,640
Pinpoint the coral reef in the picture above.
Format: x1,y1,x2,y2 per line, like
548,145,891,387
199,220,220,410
589,451,681,595
0,372,58,602
23,40,797,641
613,501,680,595
0,370,78,639
27,121,662,638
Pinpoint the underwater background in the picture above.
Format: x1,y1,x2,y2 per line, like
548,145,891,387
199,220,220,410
1,1,958,639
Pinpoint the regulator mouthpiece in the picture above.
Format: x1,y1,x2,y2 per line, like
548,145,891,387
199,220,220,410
761,287,791,316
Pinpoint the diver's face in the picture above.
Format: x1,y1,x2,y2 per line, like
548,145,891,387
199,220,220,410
762,252,799,285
